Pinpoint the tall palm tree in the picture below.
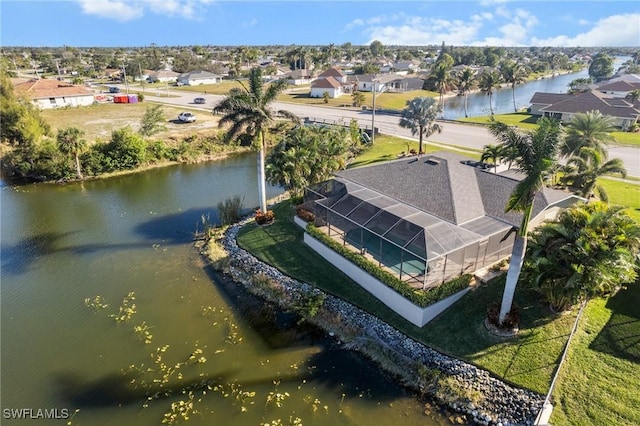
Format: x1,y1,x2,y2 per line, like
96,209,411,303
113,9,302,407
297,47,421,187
500,60,528,112
562,147,626,201
431,63,456,119
456,67,477,118
480,143,503,173
561,111,616,159
214,67,300,212
488,117,563,326
479,70,502,116
57,126,87,179
398,97,442,155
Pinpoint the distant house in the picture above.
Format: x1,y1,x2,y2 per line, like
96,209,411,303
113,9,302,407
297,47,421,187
310,76,344,98
529,90,640,129
148,70,180,83
596,74,640,98
177,71,222,86
303,151,582,326
13,78,95,109
317,67,349,84
285,69,314,86
355,73,423,93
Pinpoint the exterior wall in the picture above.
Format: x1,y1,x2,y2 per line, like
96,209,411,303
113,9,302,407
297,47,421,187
304,233,472,327
529,104,547,115
180,77,219,86
310,87,341,98
34,94,95,109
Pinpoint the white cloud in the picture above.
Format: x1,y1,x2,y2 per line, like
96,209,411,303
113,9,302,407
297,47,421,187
531,13,640,47
577,19,590,26
242,18,258,28
76,0,213,22
366,17,484,46
77,0,144,22
345,18,364,30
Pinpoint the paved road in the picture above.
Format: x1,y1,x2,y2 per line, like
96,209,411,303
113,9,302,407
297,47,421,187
137,86,639,177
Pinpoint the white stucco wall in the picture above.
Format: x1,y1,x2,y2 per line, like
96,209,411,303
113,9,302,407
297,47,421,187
35,94,95,109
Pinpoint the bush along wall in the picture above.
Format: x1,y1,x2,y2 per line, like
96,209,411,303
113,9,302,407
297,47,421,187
202,217,544,426
306,224,472,308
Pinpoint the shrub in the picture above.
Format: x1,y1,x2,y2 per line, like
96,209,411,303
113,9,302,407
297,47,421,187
217,195,243,226
295,205,315,222
486,302,519,329
255,209,275,225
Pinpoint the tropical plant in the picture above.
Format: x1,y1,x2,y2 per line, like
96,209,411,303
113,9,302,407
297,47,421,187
488,117,563,326
266,125,355,196
500,60,528,112
455,67,477,118
561,110,616,159
56,126,87,179
431,62,456,118
214,67,300,212
351,90,365,107
138,104,166,138
561,147,626,201
398,97,442,155
588,52,614,81
479,69,502,116
626,89,640,102
480,143,503,173
523,202,640,312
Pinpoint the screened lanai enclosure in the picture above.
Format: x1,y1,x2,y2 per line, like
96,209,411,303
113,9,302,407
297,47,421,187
305,178,515,289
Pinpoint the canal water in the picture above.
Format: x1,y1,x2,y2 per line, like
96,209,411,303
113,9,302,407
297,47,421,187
0,154,451,425
443,56,630,119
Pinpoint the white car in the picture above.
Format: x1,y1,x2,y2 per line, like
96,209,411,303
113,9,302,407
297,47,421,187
178,112,196,123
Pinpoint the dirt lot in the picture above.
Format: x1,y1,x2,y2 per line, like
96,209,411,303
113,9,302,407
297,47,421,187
40,102,220,143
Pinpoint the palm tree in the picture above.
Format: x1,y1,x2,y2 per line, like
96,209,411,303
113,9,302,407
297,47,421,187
398,97,442,155
562,147,626,201
214,67,300,213
561,111,616,159
488,117,563,326
432,62,456,119
500,60,528,112
456,67,477,118
479,70,502,116
523,202,640,312
480,143,503,173
57,126,87,179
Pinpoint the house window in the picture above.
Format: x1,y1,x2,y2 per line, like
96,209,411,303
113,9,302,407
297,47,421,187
49,98,57,106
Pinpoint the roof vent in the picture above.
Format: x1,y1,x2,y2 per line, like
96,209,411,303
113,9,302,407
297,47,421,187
425,158,440,165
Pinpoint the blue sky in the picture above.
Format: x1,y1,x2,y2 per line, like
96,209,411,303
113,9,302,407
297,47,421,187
1,0,639,47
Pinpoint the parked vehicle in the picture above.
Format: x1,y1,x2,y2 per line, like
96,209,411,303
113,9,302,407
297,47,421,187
194,97,206,104
108,86,120,93
178,112,196,123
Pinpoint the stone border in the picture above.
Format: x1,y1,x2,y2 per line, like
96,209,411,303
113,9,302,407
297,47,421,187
212,218,544,425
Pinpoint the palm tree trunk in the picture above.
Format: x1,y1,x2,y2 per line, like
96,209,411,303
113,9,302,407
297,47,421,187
512,86,517,112
74,153,83,179
489,92,494,116
499,234,527,324
257,133,268,213
464,92,468,118
418,127,424,155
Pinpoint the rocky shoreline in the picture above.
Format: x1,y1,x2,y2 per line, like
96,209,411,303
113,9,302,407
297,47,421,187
206,217,544,426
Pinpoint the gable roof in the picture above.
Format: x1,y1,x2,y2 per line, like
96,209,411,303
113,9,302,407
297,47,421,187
318,67,346,79
13,79,94,99
597,80,640,92
179,70,220,79
311,76,341,89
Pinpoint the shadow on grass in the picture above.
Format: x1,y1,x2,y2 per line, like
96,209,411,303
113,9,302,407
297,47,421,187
589,283,640,363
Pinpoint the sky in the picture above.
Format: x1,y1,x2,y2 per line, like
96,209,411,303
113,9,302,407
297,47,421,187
1,0,639,47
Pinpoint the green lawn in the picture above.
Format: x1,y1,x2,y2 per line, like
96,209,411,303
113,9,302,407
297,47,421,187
598,178,640,222
278,89,438,110
549,285,640,426
457,113,640,147
348,134,481,169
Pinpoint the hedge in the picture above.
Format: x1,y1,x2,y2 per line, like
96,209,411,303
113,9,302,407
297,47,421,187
307,225,472,308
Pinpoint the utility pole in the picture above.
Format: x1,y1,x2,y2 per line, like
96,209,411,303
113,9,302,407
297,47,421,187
121,62,129,95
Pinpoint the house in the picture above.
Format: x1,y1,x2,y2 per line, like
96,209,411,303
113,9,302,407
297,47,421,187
355,73,423,93
177,70,222,86
529,90,640,129
302,152,581,325
147,70,180,83
309,76,344,98
596,74,640,98
285,69,315,85
316,67,349,84
13,78,95,109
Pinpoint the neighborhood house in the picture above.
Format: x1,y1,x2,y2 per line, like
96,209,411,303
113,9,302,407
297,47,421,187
177,70,222,86
13,78,95,109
